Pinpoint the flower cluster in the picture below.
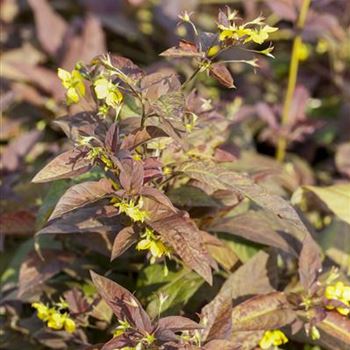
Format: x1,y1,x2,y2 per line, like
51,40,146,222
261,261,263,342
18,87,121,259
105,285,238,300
136,227,171,263
258,329,288,349
58,68,85,105
218,14,277,45
114,199,148,223
325,281,350,316
32,301,76,333
57,66,123,114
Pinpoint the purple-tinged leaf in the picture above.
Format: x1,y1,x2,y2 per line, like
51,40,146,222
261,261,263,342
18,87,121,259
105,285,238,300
143,158,163,182
201,295,232,342
120,126,167,150
111,226,138,261
157,316,202,332
105,122,119,153
32,148,91,183
141,187,177,213
1,130,41,172
18,250,73,298
53,112,108,142
209,63,235,89
110,55,144,82
181,161,309,237
64,288,90,315
119,159,144,194
61,14,106,70
209,210,297,256
160,40,204,58
298,233,322,291
145,203,213,285
317,311,350,349
28,0,67,56
37,203,122,236
90,271,152,332
141,72,181,101
231,292,296,331
204,339,239,350
49,178,115,221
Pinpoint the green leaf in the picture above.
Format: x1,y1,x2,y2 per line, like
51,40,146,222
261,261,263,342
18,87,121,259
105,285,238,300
299,184,350,224
141,266,204,318
318,219,350,275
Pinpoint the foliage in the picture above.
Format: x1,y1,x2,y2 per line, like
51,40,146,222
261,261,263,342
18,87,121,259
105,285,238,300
1,1,350,350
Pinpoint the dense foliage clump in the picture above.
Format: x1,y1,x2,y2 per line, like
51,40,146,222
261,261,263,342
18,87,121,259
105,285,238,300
1,1,349,350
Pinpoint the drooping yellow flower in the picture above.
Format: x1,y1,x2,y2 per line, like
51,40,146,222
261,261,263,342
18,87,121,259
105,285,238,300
32,301,76,333
259,329,288,349
47,312,66,330
94,77,123,108
218,17,277,45
57,68,85,105
136,228,171,262
64,317,76,333
246,25,278,44
114,200,148,223
325,281,350,316
32,302,51,321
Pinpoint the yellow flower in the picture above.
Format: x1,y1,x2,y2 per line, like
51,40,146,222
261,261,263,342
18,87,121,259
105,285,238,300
113,319,131,337
115,200,148,223
32,301,76,333
47,312,66,330
207,45,220,57
325,281,350,316
246,25,278,44
259,329,288,349
64,317,76,333
57,68,85,105
136,228,171,262
32,302,51,321
218,18,277,45
94,77,123,108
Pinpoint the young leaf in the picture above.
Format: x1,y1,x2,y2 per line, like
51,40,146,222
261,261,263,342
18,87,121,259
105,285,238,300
111,226,138,261
209,63,235,88
145,200,213,284
48,178,115,221
157,316,202,332
90,271,152,332
298,233,322,291
32,148,91,183
160,40,203,58
119,159,144,194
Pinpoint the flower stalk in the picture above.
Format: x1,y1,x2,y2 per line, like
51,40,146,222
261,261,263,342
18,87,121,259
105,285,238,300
276,0,311,162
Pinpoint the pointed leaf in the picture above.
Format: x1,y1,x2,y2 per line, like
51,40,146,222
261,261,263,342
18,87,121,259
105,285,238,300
49,178,115,221
209,63,235,88
298,233,322,291
90,271,152,332
111,226,138,261
231,292,296,331
32,148,91,183
157,316,202,332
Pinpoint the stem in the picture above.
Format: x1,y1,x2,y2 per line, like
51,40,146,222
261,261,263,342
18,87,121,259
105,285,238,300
275,0,311,162
181,66,202,89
